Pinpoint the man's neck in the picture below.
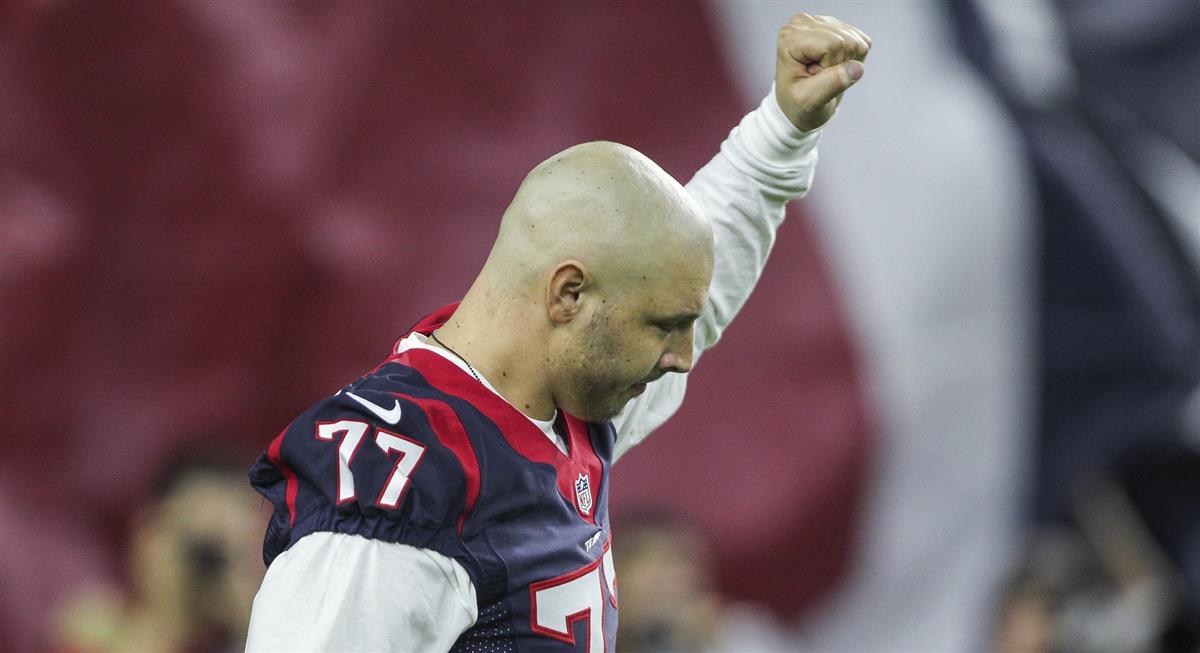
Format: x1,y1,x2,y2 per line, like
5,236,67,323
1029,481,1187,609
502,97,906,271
436,302,557,421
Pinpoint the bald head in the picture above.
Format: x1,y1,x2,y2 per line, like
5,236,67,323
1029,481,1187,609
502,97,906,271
440,141,715,423
481,141,713,295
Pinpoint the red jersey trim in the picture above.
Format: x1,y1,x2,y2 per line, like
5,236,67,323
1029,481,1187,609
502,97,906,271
390,303,606,526
266,428,299,528
396,393,481,535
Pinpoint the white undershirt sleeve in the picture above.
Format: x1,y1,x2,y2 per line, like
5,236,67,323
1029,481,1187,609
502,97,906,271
612,87,822,461
245,532,477,653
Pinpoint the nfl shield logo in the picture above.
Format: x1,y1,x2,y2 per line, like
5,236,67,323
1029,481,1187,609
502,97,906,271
574,473,593,515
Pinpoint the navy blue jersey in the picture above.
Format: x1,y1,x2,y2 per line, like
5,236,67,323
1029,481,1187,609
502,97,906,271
250,304,619,651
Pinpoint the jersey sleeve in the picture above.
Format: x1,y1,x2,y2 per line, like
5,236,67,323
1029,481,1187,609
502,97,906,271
245,532,477,652
612,87,822,461
249,381,482,582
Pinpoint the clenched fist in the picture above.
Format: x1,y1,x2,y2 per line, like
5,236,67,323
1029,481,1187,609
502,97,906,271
775,13,872,132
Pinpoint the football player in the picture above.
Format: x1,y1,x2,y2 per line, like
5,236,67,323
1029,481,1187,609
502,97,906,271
246,13,870,652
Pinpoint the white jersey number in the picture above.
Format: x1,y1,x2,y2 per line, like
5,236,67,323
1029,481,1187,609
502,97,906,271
314,420,426,508
374,429,426,508
530,547,617,653
314,420,369,503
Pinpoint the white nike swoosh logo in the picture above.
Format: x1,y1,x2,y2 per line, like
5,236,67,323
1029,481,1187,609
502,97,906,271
344,392,403,424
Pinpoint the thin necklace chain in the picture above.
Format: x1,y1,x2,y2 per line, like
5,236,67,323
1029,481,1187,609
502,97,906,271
430,330,481,383
431,331,564,442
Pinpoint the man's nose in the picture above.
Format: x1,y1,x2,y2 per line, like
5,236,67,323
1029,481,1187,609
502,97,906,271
658,331,695,374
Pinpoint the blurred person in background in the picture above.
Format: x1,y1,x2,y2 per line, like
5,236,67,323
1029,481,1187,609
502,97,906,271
614,512,795,653
991,468,1200,653
48,451,266,653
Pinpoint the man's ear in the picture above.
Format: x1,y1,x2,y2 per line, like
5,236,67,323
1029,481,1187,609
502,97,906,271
546,261,589,325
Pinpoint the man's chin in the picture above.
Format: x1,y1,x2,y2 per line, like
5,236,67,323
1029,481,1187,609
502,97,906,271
573,407,621,424
570,398,628,424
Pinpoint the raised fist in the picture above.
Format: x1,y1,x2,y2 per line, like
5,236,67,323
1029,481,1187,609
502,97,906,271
775,13,872,132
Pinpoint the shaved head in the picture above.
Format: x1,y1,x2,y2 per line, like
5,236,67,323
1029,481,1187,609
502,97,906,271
482,141,713,297
437,141,714,422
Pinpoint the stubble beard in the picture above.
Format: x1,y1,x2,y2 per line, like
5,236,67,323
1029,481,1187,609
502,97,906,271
569,318,638,423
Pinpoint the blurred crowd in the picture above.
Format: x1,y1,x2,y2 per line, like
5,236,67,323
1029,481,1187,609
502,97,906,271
2,1,1197,651
50,452,265,653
